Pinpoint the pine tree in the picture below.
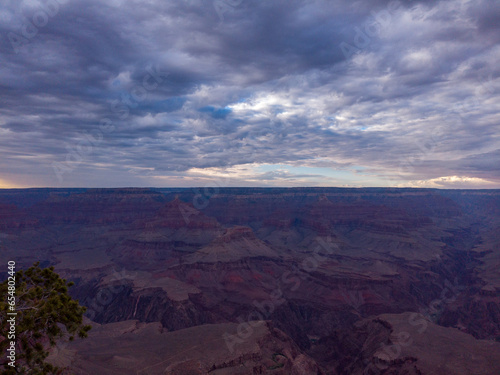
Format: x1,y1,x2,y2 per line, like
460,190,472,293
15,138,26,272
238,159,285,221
0,263,91,374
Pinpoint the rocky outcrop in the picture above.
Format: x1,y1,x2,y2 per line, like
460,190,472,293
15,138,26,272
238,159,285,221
152,197,220,230
49,320,323,375
186,226,280,263
314,312,500,375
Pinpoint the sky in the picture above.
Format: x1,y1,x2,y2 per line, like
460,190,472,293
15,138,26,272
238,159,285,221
0,0,499,188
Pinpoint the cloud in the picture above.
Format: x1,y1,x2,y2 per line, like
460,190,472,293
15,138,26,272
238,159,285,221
399,175,498,189
0,0,498,187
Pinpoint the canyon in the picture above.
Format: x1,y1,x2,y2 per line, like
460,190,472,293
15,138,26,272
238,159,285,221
1,187,500,374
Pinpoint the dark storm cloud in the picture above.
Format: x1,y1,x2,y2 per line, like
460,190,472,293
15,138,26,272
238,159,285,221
0,0,499,187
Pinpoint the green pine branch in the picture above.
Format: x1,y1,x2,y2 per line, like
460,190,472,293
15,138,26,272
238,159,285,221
0,263,91,374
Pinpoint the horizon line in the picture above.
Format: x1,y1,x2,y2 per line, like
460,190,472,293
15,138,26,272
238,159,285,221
1,186,500,191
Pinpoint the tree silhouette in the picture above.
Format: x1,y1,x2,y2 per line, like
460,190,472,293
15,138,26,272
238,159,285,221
0,263,91,374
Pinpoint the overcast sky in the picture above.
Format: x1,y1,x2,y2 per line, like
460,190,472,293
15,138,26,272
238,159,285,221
0,0,499,188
